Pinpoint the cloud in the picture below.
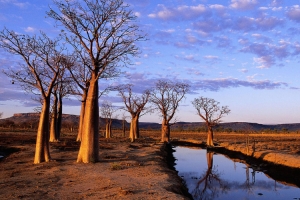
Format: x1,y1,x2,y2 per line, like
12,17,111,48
240,43,269,56
286,5,300,22
204,55,219,60
174,42,192,49
239,68,248,73
148,4,210,21
230,0,258,10
186,67,204,76
175,53,200,63
193,77,287,91
0,88,39,106
270,0,283,7
0,0,29,8
253,56,275,69
135,12,141,18
233,16,283,31
24,26,36,33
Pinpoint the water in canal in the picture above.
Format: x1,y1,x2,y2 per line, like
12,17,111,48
173,146,300,200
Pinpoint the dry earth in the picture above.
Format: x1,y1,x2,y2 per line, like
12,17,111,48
1,130,300,199
0,131,190,200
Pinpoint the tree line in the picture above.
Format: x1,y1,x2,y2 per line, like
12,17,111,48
0,0,230,164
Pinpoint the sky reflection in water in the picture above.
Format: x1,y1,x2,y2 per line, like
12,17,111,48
173,146,300,200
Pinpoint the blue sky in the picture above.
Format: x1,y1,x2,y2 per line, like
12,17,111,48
1,0,300,124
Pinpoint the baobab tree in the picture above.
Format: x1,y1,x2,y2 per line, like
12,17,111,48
117,85,151,142
0,29,65,163
49,63,73,142
192,97,230,147
150,80,189,142
66,59,91,142
121,112,129,137
100,101,117,138
48,0,144,163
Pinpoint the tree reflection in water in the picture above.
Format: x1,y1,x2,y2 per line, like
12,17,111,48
192,150,230,200
175,147,299,200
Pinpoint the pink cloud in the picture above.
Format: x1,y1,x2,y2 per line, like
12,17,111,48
230,0,258,10
286,5,300,22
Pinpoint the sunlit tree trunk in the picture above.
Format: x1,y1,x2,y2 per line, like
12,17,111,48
207,126,214,147
34,98,51,164
129,115,138,142
77,91,87,142
105,120,112,138
77,77,99,163
49,93,58,142
161,119,170,142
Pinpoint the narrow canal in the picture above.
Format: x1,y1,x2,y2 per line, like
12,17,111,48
173,146,300,200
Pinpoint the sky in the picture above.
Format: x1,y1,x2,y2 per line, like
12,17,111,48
0,0,300,124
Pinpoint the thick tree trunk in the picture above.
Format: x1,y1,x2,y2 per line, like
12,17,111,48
206,126,214,147
77,77,99,163
34,98,51,164
49,93,58,142
77,92,87,142
56,96,63,140
161,119,170,142
129,116,138,142
105,120,112,138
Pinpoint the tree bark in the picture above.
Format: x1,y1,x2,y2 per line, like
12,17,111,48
206,126,214,147
77,92,87,142
161,119,170,143
129,115,138,142
34,97,51,164
105,120,112,138
56,95,63,140
49,93,58,142
77,77,99,163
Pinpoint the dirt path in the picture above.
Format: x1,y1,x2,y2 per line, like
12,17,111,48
0,132,189,200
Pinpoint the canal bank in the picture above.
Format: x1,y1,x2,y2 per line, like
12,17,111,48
172,145,300,200
171,140,300,188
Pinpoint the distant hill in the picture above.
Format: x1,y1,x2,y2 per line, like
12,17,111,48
0,113,126,129
1,113,300,132
169,121,300,132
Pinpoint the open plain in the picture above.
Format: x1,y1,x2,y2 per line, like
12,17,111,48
1,130,300,199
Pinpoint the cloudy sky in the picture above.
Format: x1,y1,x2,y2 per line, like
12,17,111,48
1,0,300,124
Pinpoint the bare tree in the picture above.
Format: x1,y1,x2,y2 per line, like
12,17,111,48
49,85,59,142
48,0,144,163
65,59,91,142
121,112,129,137
49,63,73,142
192,97,230,147
117,85,150,142
0,112,2,119
0,29,65,163
100,101,117,138
150,80,189,142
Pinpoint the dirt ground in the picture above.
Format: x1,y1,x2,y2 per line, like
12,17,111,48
1,130,300,199
0,131,189,200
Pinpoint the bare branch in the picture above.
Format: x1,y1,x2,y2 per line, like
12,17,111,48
192,97,230,127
